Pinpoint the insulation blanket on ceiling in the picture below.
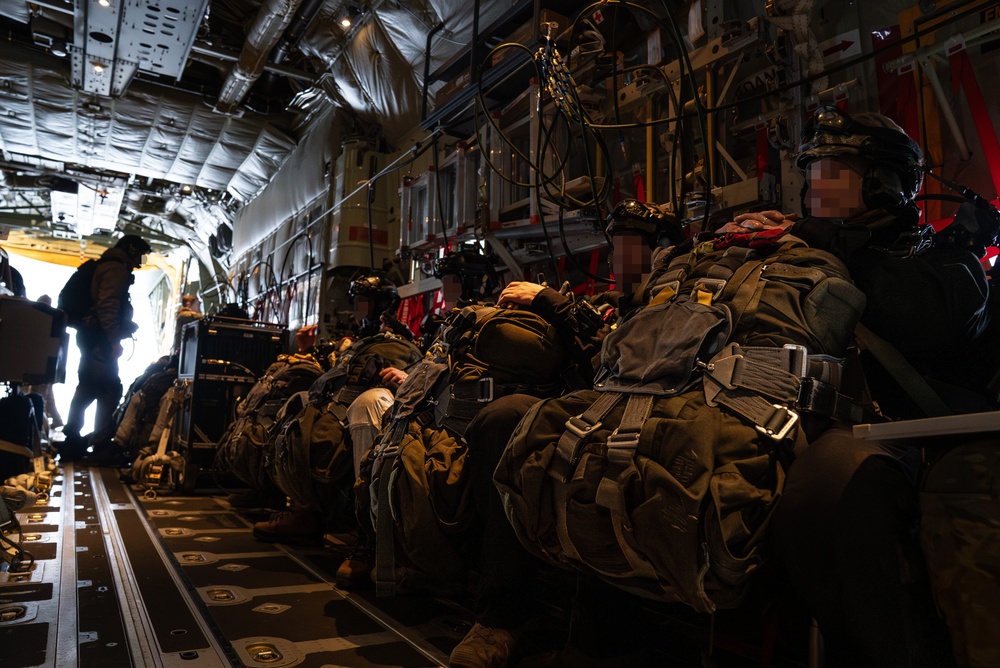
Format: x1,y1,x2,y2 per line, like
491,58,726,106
0,58,296,201
299,0,514,144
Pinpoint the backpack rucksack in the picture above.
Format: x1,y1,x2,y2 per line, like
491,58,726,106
0,391,38,480
214,353,324,493
268,334,423,517
494,234,868,613
268,398,353,519
114,367,178,459
364,305,576,596
58,257,124,326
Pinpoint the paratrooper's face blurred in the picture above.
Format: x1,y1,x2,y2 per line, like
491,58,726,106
354,295,371,320
805,158,867,219
441,274,463,308
611,234,650,294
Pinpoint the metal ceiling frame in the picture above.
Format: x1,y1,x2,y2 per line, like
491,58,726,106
70,0,207,98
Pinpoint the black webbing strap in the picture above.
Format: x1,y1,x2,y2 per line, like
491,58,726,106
438,377,565,436
328,399,348,424
374,419,409,597
854,322,952,418
436,396,482,437
704,344,864,439
549,392,623,482
325,383,368,424
595,393,655,509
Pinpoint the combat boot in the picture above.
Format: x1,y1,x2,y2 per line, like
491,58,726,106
57,433,89,462
252,506,325,546
449,622,521,668
335,544,374,589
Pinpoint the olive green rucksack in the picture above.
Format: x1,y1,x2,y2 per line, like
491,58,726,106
267,334,423,515
495,236,868,613
361,418,473,597
214,354,324,493
268,397,352,518
366,305,575,596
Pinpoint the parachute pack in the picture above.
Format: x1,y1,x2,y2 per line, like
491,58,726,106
364,304,576,596
114,364,178,460
131,383,187,496
495,234,868,612
268,333,424,516
214,353,324,494
57,256,126,326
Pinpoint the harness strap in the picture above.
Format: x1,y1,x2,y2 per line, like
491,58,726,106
650,245,758,308
328,400,348,424
594,394,653,510
592,394,664,584
710,245,756,278
325,382,370,424
553,483,584,565
431,377,561,437
373,419,410,597
704,344,864,438
0,439,32,458
854,322,952,418
549,392,622,482
551,394,660,579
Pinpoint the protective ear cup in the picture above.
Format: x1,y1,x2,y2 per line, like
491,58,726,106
799,180,812,217
862,167,906,211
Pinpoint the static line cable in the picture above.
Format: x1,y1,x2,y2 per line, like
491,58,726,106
277,231,315,322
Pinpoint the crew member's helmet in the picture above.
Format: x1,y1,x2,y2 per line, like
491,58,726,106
605,199,684,248
348,270,399,316
795,106,924,212
433,250,501,302
115,234,153,266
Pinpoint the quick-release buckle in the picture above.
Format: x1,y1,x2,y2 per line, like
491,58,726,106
691,277,727,302
476,377,494,403
756,405,799,441
34,471,52,494
449,377,495,403
782,343,809,377
605,430,641,466
374,443,400,460
651,279,681,302
565,415,601,439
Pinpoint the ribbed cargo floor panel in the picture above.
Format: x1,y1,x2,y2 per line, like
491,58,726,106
1,464,469,667
2,465,812,667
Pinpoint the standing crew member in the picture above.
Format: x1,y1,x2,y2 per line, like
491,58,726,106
62,234,151,461
171,293,203,358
